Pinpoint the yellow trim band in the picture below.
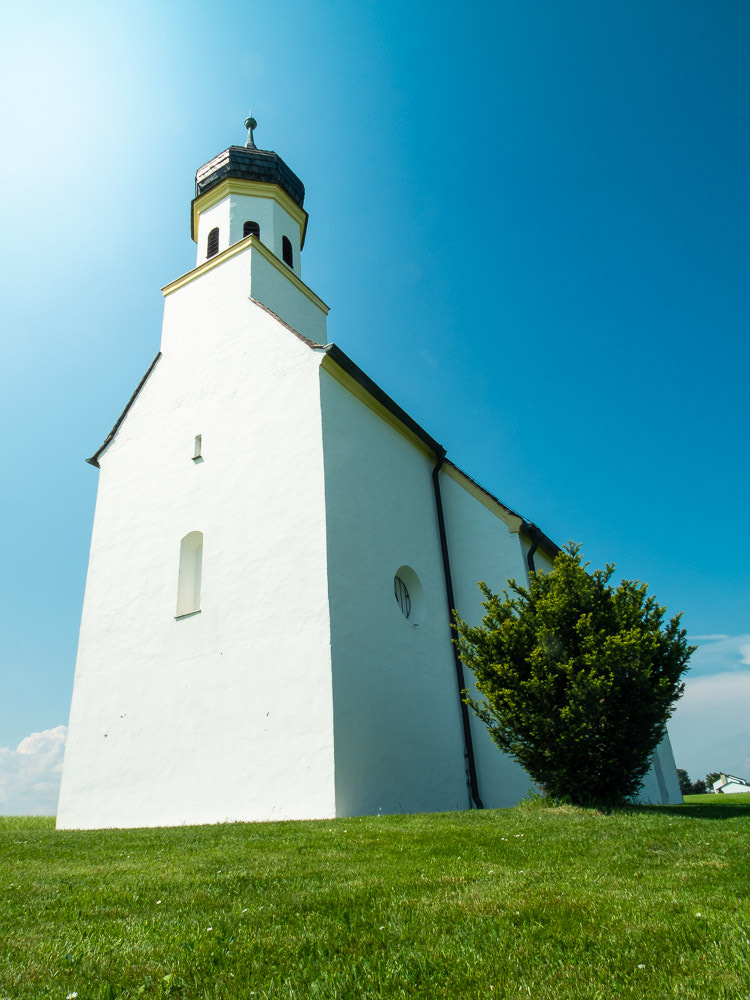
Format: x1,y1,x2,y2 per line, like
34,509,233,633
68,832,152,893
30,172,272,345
319,358,436,460
249,236,329,313
191,178,308,246
442,464,523,533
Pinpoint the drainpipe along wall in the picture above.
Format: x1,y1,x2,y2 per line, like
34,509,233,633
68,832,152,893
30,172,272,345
521,520,540,578
431,451,484,810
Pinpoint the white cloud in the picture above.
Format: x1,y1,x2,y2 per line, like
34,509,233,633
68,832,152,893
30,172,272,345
0,726,67,816
669,673,750,785
686,633,750,675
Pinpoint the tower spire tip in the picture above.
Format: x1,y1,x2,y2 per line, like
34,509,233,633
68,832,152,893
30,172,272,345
244,111,258,149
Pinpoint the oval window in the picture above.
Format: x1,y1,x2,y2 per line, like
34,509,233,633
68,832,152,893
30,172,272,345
393,565,425,625
394,575,411,618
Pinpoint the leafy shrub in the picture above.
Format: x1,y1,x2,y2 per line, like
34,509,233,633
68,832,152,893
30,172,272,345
455,544,694,808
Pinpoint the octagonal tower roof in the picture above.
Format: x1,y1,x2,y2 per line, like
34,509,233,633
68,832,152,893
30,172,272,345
194,113,305,209
195,145,305,208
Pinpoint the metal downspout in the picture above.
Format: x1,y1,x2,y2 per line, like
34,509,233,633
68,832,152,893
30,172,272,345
432,451,484,810
522,520,540,577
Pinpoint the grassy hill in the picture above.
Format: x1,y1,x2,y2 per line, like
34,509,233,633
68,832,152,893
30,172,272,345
2,796,748,999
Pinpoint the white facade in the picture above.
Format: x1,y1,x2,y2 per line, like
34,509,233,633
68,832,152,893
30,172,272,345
57,133,682,829
58,242,336,829
194,186,305,275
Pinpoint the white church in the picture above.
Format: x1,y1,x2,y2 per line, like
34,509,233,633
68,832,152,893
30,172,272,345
56,117,681,829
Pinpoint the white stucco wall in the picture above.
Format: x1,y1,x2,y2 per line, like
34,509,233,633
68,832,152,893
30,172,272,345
438,471,538,808
58,252,334,829
271,199,302,274
530,546,556,574
195,198,232,261
319,368,471,816
433,472,683,808
248,247,327,344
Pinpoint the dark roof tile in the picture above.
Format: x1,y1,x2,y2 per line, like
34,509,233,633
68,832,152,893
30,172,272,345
195,146,305,209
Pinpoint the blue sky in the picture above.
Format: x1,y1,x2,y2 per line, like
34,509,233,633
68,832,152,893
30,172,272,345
1,0,748,811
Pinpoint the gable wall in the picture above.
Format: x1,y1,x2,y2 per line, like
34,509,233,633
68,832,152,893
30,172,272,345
438,473,538,807
58,258,335,828
319,367,470,816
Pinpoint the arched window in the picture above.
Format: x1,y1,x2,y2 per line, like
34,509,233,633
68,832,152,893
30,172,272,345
243,220,260,239
282,236,293,268
177,531,203,617
207,227,219,258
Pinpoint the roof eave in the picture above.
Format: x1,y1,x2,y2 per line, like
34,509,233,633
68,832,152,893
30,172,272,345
86,352,162,468
316,343,559,556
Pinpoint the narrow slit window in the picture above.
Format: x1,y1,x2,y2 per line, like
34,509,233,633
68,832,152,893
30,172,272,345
243,220,260,239
282,236,293,268
207,227,219,258
176,531,203,617
192,434,202,462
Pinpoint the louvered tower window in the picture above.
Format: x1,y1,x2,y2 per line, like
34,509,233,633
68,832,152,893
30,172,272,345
282,236,293,268
207,227,219,258
243,220,260,239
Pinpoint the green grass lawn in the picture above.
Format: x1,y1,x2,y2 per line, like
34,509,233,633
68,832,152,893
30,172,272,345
2,796,749,999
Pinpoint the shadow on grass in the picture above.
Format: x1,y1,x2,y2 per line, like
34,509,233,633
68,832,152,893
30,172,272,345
630,798,750,821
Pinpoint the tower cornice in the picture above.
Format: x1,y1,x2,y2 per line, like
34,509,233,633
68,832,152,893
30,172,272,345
190,177,309,248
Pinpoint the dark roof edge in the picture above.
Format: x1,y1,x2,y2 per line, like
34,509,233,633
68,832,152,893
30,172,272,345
317,343,445,458
86,352,162,468
85,332,559,557
444,460,559,558
317,343,559,556
87,296,322,471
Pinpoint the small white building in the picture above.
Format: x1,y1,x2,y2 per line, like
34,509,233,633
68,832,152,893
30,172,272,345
712,773,750,794
56,119,682,829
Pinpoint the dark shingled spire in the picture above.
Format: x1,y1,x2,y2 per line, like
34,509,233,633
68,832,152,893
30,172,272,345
194,112,305,209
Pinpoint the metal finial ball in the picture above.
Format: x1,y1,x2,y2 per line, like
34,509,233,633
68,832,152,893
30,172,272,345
245,116,257,131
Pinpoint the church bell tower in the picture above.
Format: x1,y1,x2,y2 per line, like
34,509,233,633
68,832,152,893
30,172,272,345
57,117,335,830
191,114,309,277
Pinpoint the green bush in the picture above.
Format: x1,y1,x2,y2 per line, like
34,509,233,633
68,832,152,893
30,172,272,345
455,544,693,808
